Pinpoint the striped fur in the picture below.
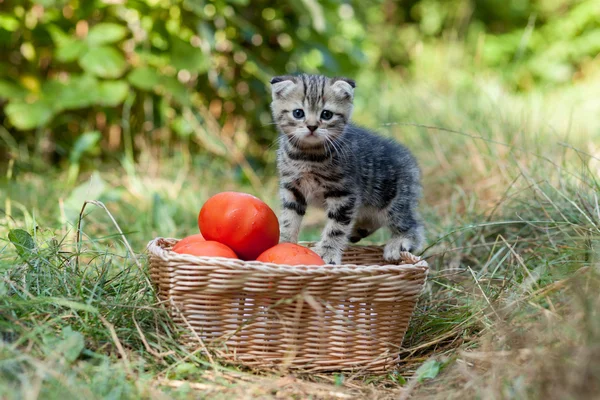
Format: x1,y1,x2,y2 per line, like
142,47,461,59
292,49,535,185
270,74,424,264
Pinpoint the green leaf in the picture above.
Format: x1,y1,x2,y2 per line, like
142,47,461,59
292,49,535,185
70,131,102,163
127,66,162,91
5,100,55,130
0,14,19,32
44,75,96,110
0,80,28,101
8,229,35,259
86,23,127,45
47,24,71,46
44,75,128,109
173,362,200,377
96,80,129,106
44,326,85,364
60,327,85,363
171,116,193,137
48,298,98,313
128,66,190,104
415,359,442,382
182,0,204,16
161,75,191,105
389,371,407,385
55,38,88,63
170,37,209,74
79,46,127,78
299,0,325,33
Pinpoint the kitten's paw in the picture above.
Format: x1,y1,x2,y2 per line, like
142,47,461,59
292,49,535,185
384,237,416,261
313,243,342,265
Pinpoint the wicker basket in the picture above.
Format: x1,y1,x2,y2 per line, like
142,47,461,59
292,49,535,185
147,237,428,373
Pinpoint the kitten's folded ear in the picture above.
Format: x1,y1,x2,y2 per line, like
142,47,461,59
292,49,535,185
270,75,296,98
270,76,294,84
331,77,355,100
333,77,356,88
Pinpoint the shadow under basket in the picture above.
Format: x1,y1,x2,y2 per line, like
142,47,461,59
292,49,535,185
147,238,429,373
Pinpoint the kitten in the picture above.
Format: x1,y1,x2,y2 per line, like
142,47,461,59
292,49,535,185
270,74,424,265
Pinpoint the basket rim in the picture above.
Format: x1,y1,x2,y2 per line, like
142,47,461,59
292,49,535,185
147,237,429,275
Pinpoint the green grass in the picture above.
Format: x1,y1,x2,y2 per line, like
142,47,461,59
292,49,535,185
1,67,600,399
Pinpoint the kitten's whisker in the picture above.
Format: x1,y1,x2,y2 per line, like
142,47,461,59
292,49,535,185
329,137,344,160
324,137,337,161
328,139,345,166
266,137,281,152
328,136,350,165
290,133,301,147
324,136,336,158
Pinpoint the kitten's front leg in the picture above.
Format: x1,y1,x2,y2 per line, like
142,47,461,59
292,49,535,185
314,192,358,265
278,182,307,243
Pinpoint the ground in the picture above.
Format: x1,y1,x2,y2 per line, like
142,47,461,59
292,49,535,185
1,70,599,399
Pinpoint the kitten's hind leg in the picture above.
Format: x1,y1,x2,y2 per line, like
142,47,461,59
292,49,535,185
349,228,372,243
384,208,424,261
349,211,382,243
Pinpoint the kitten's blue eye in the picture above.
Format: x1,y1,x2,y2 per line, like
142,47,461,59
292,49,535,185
320,110,333,120
292,109,305,119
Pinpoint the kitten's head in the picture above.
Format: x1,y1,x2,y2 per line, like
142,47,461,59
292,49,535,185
270,74,355,148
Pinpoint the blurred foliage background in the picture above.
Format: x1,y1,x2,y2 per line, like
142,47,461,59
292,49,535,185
1,0,599,176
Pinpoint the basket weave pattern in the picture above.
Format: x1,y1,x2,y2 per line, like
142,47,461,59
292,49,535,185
148,237,428,372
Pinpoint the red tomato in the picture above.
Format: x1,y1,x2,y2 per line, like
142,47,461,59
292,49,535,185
172,233,205,252
172,240,238,259
199,192,279,260
256,243,325,265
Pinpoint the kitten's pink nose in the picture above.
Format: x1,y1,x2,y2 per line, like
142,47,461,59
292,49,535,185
307,125,318,132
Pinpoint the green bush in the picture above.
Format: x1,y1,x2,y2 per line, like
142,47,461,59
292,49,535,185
0,0,598,170
0,0,366,165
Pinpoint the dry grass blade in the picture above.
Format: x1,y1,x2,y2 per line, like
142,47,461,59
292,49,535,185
467,265,499,322
156,377,357,399
169,297,219,371
75,199,157,300
183,106,264,193
98,314,132,375
133,313,175,359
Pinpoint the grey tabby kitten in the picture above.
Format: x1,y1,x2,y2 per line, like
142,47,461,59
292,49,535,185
270,74,424,265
